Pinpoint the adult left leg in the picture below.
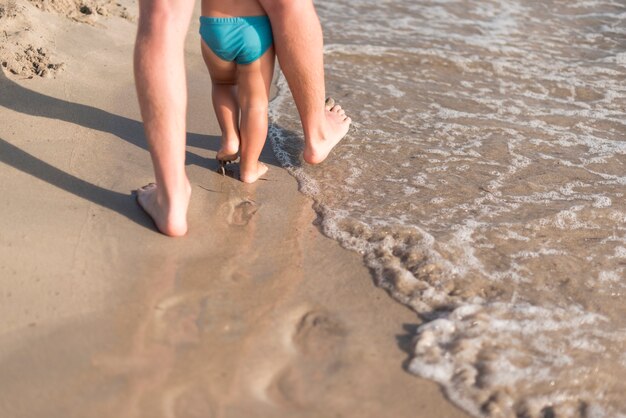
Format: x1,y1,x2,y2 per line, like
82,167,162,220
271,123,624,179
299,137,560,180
134,0,195,237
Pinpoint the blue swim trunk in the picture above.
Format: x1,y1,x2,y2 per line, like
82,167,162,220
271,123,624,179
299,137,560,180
199,16,273,65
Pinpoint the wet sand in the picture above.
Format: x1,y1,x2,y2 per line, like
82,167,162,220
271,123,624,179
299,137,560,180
0,2,470,417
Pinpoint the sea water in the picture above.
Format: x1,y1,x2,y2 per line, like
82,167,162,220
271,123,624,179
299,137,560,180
268,1,626,417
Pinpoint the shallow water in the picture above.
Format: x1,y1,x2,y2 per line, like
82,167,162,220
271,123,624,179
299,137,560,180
269,0,626,417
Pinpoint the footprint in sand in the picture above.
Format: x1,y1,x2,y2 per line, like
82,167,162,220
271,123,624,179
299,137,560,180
293,310,348,355
268,309,348,407
226,199,259,226
153,293,202,346
162,383,217,418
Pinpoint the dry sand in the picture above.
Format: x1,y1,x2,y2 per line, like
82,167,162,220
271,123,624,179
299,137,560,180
0,2,470,417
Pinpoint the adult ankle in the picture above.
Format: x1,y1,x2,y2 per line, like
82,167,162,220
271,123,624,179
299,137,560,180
158,178,191,201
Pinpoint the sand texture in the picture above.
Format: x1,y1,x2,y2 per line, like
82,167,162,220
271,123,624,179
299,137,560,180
0,1,469,417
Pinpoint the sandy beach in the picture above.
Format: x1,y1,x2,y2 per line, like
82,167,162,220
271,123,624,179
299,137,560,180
0,1,470,417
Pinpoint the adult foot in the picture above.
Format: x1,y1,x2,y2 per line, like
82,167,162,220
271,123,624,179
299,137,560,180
217,134,240,162
240,162,268,184
302,97,351,165
136,182,191,237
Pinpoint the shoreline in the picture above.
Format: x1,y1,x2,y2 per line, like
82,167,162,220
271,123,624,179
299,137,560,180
0,2,470,417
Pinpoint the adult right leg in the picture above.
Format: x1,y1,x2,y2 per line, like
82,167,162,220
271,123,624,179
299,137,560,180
259,0,351,165
134,0,195,237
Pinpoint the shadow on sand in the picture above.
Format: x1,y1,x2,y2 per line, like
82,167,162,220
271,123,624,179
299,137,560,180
0,71,234,231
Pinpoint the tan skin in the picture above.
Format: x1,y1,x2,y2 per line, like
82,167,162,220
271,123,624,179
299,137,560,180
134,0,351,236
201,0,274,183
201,44,274,183
201,0,266,17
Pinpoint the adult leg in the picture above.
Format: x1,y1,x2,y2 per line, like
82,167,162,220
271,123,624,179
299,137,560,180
201,41,240,162
237,48,275,183
259,0,351,164
134,0,195,237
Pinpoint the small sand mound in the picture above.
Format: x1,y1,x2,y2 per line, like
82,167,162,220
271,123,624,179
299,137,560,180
1,0,134,79
26,0,133,22
0,0,19,18
1,44,65,78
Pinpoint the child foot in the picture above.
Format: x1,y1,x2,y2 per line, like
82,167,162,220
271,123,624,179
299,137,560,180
217,134,240,162
303,97,352,165
240,162,268,183
136,182,191,237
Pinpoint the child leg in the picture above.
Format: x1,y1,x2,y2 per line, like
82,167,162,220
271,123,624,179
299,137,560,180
237,47,275,183
201,41,240,161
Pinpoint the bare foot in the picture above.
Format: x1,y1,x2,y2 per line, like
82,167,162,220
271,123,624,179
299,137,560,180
303,97,352,165
217,133,240,162
240,162,268,184
136,182,191,237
